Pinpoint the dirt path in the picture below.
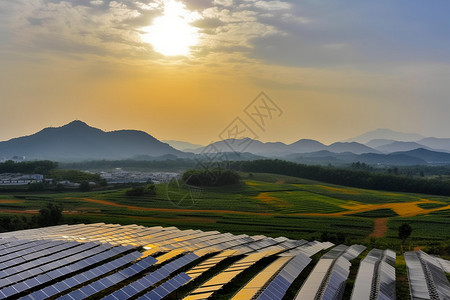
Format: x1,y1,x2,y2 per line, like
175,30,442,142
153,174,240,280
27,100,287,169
0,199,24,204
0,209,38,214
369,218,388,238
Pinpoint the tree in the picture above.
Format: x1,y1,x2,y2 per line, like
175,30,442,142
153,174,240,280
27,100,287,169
398,223,412,242
79,181,91,192
125,184,157,196
182,169,240,187
35,203,63,227
28,182,45,191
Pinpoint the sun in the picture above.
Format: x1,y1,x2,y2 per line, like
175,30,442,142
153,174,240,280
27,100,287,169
141,0,201,56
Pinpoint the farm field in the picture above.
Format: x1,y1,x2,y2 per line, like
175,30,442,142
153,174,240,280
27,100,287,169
0,172,449,254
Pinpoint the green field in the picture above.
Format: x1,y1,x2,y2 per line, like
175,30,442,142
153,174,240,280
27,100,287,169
1,172,450,255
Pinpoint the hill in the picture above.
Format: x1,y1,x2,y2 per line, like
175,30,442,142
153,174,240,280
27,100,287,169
0,120,186,161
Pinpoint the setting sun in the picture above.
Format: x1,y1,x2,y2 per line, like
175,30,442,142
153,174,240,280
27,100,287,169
141,0,201,56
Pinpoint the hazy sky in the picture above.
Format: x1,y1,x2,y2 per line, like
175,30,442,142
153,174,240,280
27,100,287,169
1,0,450,145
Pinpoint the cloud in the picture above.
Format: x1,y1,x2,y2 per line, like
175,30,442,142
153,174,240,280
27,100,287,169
253,1,291,11
1,0,449,69
214,0,233,7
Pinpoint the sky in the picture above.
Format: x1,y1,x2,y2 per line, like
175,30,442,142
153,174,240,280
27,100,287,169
1,0,450,145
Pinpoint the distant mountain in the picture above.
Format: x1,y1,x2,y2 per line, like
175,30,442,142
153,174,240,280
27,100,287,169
283,147,450,166
289,139,327,153
327,142,379,155
345,129,424,144
418,137,450,152
196,152,265,161
0,120,186,161
162,140,203,152
199,139,290,156
200,138,377,156
375,141,431,153
366,139,397,148
392,148,450,164
283,150,426,166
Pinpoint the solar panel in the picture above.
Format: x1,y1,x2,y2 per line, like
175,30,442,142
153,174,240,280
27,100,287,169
104,252,199,300
256,253,311,300
19,250,141,300
295,244,365,300
405,250,450,300
0,223,407,300
351,249,396,300
58,255,155,299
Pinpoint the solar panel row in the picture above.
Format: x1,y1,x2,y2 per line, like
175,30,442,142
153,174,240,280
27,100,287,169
0,243,130,299
136,272,192,300
351,248,396,300
1,223,447,300
256,253,311,300
185,252,269,299
58,255,157,299
295,244,366,300
103,252,199,300
0,242,103,286
232,256,293,300
405,250,450,300
19,247,139,300
0,240,58,264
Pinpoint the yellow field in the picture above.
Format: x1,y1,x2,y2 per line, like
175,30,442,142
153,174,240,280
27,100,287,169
254,192,291,208
303,198,450,217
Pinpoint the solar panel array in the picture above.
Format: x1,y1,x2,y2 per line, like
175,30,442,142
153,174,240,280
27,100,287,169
350,248,396,300
255,253,311,300
0,223,446,299
405,250,450,300
294,244,366,300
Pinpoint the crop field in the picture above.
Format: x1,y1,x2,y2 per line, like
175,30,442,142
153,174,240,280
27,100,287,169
1,172,449,253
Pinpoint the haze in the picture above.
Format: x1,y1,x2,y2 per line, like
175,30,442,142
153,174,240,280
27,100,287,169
1,0,450,145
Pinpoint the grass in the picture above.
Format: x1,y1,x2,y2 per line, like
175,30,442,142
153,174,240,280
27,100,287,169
2,172,450,300
417,202,448,209
0,172,449,253
350,208,399,218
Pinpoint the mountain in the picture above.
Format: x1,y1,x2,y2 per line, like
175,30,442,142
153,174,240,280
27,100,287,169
418,137,450,152
283,150,426,166
392,148,450,164
327,142,379,154
162,140,203,152
200,138,376,156
366,139,397,148
345,129,424,144
199,139,291,156
0,120,186,161
288,139,327,153
375,141,431,153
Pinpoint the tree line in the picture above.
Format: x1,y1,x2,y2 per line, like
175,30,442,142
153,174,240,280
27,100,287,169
229,159,450,196
61,159,196,171
182,169,241,186
0,203,63,232
0,160,58,175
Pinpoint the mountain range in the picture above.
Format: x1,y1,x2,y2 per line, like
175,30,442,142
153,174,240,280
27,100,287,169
2,121,450,165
